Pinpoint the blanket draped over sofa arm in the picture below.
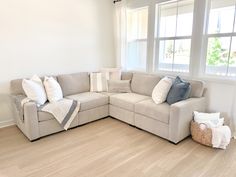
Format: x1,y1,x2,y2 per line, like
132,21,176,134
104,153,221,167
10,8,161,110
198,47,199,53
169,97,206,144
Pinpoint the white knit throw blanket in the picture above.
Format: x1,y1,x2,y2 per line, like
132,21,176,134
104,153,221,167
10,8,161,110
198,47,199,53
211,126,231,149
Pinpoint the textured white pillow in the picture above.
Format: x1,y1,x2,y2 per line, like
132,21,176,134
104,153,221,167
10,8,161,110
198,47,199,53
22,75,47,105
194,111,220,121
194,111,224,128
152,77,173,104
44,77,63,103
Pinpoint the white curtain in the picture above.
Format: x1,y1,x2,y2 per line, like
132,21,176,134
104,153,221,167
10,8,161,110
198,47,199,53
114,0,127,69
231,89,236,139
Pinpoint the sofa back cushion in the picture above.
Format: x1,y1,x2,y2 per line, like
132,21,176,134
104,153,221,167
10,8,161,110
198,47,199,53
57,72,90,96
131,73,161,96
11,79,25,95
121,72,133,80
188,80,205,98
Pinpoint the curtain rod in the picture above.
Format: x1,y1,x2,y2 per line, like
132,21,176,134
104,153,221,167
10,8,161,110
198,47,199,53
113,0,122,4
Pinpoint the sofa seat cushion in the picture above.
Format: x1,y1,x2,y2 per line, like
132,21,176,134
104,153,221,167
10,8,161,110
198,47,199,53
38,107,79,123
66,92,108,111
135,99,170,124
110,93,150,111
100,92,118,97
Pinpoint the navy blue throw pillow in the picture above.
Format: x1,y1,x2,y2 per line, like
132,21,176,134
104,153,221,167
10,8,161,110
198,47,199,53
166,76,191,105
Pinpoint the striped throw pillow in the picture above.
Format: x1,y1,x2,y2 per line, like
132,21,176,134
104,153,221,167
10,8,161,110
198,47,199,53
90,72,108,92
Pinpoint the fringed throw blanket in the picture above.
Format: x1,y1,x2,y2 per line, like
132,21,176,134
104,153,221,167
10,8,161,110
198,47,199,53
21,98,80,130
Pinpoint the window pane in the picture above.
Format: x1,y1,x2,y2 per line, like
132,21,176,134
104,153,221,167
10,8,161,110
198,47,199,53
208,0,235,34
156,0,193,73
127,41,147,70
173,39,191,72
127,8,148,41
176,0,194,36
206,37,231,75
158,0,194,37
228,37,236,76
159,40,174,71
159,3,177,37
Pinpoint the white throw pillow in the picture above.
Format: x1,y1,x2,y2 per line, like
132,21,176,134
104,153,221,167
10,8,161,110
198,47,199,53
22,75,47,105
194,111,220,122
101,68,121,80
193,111,223,128
44,77,63,103
152,77,173,104
90,72,107,92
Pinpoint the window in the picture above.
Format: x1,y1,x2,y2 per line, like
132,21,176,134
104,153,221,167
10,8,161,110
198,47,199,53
126,7,148,71
155,0,194,73
204,0,236,77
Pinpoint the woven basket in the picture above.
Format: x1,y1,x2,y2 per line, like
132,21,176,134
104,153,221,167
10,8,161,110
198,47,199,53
190,121,212,147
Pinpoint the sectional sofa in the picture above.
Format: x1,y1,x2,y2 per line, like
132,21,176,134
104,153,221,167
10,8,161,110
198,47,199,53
11,72,206,144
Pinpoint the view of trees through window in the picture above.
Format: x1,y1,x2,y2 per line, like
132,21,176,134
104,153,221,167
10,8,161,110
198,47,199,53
206,0,236,76
207,38,235,66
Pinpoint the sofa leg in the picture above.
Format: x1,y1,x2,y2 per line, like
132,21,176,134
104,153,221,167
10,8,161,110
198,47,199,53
30,138,41,142
168,141,179,145
129,124,136,128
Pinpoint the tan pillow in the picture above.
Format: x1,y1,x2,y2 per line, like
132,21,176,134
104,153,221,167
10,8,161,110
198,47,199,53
108,80,131,93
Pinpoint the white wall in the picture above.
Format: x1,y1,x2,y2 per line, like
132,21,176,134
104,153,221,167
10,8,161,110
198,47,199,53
0,0,116,126
204,81,236,134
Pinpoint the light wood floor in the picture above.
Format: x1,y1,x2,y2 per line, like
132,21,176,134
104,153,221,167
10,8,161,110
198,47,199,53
0,117,236,177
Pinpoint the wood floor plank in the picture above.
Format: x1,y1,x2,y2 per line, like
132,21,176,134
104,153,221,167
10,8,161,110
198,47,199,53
0,117,235,177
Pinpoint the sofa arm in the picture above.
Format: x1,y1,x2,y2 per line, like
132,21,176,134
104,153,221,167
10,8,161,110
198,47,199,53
15,101,40,141
169,97,206,144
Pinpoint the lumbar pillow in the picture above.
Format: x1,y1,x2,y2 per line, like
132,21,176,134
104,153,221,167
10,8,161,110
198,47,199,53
108,80,131,93
44,77,63,103
101,68,121,80
90,72,108,92
22,75,47,105
166,76,191,105
152,77,173,104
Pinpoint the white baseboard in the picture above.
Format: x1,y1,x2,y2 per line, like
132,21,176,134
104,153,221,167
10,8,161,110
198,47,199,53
0,119,15,128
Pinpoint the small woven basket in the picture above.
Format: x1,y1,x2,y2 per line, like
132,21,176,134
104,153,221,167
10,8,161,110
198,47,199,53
190,121,212,147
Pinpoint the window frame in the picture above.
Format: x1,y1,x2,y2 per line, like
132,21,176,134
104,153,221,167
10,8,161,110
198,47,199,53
201,0,236,78
121,0,236,83
154,0,195,74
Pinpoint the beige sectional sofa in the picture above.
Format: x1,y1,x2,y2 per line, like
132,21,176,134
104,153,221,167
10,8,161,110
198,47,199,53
11,72,206,144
